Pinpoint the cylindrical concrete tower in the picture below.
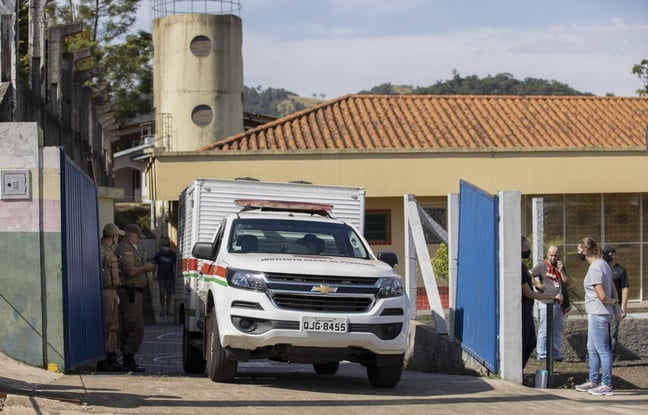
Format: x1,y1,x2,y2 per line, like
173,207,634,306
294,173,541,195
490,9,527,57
152,1,244,152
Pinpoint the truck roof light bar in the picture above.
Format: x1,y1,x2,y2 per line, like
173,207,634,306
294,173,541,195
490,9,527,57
235,199,333,217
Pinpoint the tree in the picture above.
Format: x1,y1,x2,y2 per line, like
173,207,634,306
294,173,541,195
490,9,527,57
431,243,449,285
16,0,30,80
358,71,590,97
49,0,139,44
632,59,648,97
46,0,151,124
101,31,153,122
243,86,308,116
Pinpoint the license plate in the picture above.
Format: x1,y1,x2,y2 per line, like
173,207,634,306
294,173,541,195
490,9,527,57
301,316,348,333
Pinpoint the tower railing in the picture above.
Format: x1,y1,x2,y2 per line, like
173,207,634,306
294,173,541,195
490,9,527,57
152,0,242,19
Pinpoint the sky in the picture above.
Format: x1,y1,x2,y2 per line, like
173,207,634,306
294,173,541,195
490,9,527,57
136,0,648,99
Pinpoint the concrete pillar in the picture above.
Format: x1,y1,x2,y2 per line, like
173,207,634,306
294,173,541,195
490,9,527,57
498,190,522,383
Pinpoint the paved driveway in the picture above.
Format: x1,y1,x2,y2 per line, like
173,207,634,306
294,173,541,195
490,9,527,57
2,322,647,414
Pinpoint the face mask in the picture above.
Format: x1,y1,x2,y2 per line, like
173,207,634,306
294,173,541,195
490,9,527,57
550,260,558,267
162,246,170,252
521,250,531,259
576,253,586,261
603,253,613,262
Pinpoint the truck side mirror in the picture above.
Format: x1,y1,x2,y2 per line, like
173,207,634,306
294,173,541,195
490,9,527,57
192,241,216,260
377,251,398,268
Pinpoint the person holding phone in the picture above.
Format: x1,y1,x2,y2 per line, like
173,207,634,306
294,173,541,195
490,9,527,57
521,237,563,368
530,245,572,362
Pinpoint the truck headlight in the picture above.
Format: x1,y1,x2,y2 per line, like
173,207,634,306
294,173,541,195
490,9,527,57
228,269,268,292
377,277,404,298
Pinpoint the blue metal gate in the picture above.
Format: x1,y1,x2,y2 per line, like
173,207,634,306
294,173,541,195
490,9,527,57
455,180,499,372
61,150,104,370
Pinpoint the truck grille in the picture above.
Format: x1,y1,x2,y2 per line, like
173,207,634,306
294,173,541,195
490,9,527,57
272,293,372,312
267,274,379,285
266,273,378,312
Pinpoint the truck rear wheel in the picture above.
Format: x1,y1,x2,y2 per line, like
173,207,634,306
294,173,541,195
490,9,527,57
313,361,340,375
182,326,206,374
366,354,404,388
206,312,238,382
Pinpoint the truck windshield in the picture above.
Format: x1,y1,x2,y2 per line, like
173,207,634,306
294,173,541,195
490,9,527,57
228,218,370,259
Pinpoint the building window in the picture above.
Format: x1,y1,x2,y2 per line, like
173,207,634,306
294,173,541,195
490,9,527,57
605,193,640,243
190,35,212,57
191,105,214,126
365,209,391,245
525,192,647,302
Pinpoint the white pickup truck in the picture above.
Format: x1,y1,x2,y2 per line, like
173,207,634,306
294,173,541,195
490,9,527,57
178,179,409,387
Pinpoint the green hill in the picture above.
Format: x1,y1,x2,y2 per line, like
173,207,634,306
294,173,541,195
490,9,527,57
243,86,324,117
244,72,596,117
357,71,592,96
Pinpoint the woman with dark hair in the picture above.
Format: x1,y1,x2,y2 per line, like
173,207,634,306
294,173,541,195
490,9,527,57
574,237,618,396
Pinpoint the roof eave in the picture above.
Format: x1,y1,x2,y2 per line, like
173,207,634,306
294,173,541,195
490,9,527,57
153,146,647,158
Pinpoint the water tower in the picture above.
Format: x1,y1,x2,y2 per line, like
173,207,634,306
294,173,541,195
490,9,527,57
152,0,244,151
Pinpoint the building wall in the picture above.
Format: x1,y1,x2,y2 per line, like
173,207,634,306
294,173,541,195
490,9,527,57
148,149,648,304
0,123,65,366
41,147,65,369
98,186,125,230
148,151,648,201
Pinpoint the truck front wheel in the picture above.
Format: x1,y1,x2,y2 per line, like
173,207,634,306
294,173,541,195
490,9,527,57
366,354,404,388
206,312,238,382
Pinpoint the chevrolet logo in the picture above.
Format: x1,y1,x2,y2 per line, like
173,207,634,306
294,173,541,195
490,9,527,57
311,284,338,294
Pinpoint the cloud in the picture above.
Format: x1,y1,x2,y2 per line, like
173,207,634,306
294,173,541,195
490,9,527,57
135,1,648,98
243,18,648,98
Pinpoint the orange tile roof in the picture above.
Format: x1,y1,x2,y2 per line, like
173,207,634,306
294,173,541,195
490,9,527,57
199,95,648,152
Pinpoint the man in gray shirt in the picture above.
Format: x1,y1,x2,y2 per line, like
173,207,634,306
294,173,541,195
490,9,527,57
530,245,571,361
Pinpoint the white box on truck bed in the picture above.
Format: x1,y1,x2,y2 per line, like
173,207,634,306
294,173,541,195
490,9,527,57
177,178,409,387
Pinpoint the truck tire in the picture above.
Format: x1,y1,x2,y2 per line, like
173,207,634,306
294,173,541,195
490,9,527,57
313,361,340,375
366,354,404,388
206,312,238,382
182,326,206,374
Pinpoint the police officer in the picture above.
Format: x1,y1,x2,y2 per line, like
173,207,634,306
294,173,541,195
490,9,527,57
115,223,155,372
97,223,126,372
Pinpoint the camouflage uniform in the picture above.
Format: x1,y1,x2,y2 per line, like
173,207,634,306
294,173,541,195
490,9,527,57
115,239,147,358
96,223,126,372
101,242,121,355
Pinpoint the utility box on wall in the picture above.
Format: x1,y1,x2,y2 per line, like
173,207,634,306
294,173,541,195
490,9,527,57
1,169,31,200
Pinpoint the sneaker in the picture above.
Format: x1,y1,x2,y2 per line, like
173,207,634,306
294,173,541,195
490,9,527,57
575,381,598,392
588,384,614,396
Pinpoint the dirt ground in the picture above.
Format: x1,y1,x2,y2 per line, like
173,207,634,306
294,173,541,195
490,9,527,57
524,358,648,389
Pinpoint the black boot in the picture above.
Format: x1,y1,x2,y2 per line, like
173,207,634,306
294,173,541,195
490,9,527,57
96,356,114,372
108,352,126,372
122,354,145,372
